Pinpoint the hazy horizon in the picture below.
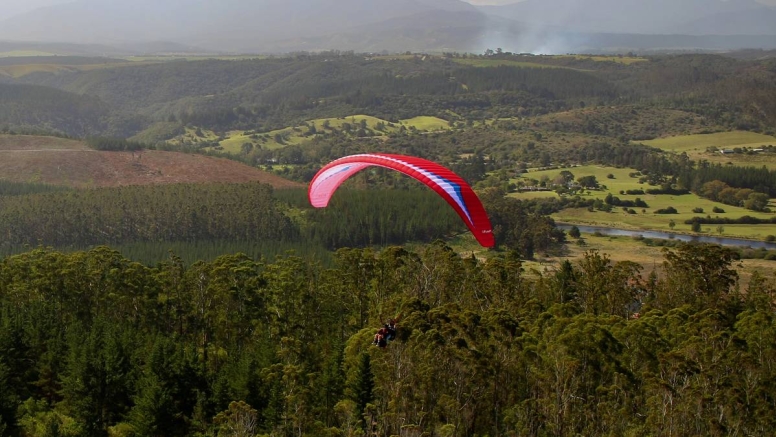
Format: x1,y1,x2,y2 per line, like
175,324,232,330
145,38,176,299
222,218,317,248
1,0,775,54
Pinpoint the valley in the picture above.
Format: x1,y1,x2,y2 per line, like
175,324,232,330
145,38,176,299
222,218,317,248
1,43,776,436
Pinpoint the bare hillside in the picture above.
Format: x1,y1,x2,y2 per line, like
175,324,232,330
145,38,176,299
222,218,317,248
0,135,302,188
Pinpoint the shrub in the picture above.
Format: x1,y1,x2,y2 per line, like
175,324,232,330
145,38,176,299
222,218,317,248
646,188,690,195
766,235,776,242
712,206,725,213
692,207,704,213
655,206,678,214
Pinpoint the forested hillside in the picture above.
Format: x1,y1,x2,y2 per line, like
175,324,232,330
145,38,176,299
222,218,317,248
13,55,620,135
0,183,563,264
2,52,773,144
0,84,120,137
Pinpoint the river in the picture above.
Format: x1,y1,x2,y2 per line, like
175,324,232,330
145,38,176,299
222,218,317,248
557,224,776,250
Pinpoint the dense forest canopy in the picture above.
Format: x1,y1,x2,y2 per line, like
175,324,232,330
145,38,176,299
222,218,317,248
0,242,774,436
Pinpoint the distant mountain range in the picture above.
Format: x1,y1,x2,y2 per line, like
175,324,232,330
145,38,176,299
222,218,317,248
0,0,775,54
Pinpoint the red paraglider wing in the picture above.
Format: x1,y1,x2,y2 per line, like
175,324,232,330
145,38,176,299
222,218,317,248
308,153,495,247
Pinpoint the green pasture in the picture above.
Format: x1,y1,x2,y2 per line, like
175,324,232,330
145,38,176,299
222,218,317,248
129,122,183,144
219,127,304,152
167,126,220,146
400,116,449,131
515,165,640,197
639,130,776,169
557,233,772,287
509,191,559,200
210,115,450,154
639,131,776,152
698,151,776,170
513,164,776,239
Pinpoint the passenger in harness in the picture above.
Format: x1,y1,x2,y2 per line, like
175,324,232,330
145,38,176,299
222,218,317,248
373,325,389,348
386,319,397,341
373,315,400,348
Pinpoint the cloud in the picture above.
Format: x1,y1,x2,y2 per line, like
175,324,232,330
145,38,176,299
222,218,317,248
0,0,72,21
464,0,523,4
463,0,776,5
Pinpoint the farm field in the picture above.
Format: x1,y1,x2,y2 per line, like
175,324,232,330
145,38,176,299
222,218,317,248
512,164,776,239
639,130,776,152
0,135,87,151
696,152,776,170
0,134,301,188
507,190,559,200
639,131,776,169
549,233,773,288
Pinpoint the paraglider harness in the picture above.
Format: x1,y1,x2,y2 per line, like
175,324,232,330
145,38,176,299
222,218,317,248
373,316,399,348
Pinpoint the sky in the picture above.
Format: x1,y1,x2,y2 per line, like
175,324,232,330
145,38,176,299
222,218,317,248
467,0,776,5
2,0,776,21
463,0,523,3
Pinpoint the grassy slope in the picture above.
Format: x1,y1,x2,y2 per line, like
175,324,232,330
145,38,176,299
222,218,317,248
638,131,776,169
512,164,776,239
639,131,776,152
207,115,450,154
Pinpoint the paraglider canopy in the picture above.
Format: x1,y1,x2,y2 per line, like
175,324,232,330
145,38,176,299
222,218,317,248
308,153,495,247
